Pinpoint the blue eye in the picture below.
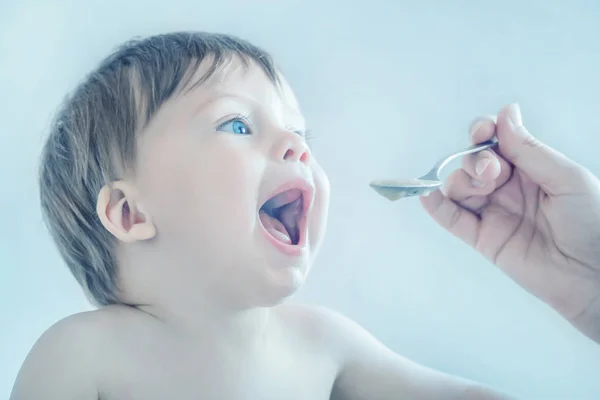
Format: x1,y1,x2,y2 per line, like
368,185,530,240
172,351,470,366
217,118,251,135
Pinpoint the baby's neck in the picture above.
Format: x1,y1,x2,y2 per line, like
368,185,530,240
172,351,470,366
117,249,273,346
135,297,272,347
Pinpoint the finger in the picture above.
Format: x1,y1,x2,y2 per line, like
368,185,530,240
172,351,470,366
443,168,495,201
461,149,513,190
466,115,514,190
495,103,589,195
461,150,502,184
468,115,497,144
419,190,480,248
441,169,492,213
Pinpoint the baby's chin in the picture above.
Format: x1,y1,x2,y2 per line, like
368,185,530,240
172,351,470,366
248,261,312,307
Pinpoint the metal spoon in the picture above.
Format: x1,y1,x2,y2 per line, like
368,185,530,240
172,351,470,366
370,139,498,201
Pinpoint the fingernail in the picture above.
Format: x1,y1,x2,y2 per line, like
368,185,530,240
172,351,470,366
469,120,485,139
507,103,523,128
472,179,486,188
475,158,491,176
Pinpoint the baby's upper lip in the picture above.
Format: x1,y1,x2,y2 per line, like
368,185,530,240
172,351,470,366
260,177,315,216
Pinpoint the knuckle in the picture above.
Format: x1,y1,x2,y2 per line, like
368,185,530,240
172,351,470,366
519,131,544,150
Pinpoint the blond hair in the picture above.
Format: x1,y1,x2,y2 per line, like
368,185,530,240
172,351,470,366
39,32,278,306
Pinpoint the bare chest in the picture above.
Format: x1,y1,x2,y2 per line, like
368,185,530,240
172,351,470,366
99,338,338,400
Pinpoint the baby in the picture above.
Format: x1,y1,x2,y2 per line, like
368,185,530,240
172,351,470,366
11,32,515,400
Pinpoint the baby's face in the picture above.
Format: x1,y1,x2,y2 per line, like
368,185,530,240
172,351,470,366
133,58,329,305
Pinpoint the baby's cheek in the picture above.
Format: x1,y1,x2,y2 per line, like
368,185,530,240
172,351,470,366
309,162,330,247
312,162,331,202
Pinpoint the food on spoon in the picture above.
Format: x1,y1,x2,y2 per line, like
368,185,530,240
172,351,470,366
369,179,440,201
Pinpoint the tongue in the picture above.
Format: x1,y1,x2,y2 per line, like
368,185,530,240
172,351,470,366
259,210,291,244
279,197,302,233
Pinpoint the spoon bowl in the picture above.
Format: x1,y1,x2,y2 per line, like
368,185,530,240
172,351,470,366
369,178,441,201
370,139,497,201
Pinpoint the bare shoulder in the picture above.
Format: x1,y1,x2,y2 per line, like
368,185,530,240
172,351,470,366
274,303,362,359
274,302,406,363
10,306,141,400
276,303,368,338
275,304,516,400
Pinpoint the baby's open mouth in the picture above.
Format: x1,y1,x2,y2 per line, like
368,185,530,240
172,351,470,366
259,188,304,246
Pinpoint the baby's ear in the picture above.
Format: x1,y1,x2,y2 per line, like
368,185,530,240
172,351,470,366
96,181,156,243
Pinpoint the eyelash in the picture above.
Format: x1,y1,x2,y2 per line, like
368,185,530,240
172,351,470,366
216,113,314,143
302,129,314,143
216,113,253,132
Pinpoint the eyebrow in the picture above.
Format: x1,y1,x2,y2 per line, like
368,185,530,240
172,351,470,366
189,92,252,116
190,92,307,130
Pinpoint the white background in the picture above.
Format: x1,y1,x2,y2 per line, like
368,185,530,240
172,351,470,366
2,1,600,398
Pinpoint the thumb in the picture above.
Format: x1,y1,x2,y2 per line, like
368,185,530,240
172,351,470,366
496,103,586,195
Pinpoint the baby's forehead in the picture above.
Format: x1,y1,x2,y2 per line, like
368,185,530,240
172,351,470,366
183,56,302,116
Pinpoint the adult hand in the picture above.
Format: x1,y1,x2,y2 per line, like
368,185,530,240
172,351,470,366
420,103,600,343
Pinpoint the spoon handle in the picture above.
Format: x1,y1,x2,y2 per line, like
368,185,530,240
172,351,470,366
424,139,498,179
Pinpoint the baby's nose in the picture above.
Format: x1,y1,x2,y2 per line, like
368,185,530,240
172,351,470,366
273,136,311,164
